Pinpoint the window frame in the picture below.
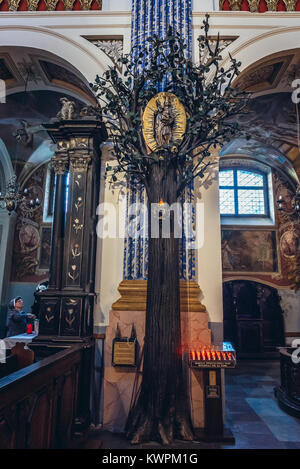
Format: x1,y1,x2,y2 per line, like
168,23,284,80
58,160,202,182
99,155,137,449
219,167,270,218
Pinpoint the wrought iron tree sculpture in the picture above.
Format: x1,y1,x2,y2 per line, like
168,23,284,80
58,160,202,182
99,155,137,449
92,15,247,445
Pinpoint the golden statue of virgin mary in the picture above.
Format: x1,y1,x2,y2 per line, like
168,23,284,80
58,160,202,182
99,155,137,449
142,92,186,152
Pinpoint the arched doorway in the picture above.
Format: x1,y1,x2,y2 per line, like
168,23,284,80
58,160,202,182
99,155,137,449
223,280,285,358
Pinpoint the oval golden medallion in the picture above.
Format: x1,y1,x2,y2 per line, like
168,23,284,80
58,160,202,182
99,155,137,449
142,92,186,152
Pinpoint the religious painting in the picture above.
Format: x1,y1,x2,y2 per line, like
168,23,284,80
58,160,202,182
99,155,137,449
38,226,52,270
280,224,300,259
10,165,48,282
19,223,40,255
221,229,278,273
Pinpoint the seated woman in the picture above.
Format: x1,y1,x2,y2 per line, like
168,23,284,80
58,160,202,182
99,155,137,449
6,297,35,337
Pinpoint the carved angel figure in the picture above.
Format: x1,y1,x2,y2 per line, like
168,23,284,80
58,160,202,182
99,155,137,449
57,97,76,120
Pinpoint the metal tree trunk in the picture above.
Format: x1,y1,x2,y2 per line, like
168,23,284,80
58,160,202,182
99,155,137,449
126,163,193,445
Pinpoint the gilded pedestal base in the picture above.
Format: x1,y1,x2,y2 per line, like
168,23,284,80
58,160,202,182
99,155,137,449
112,279,207,312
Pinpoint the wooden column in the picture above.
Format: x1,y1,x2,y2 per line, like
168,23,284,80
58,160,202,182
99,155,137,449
32,119,106,344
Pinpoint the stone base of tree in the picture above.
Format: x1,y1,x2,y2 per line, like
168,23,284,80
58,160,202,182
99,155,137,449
103,308,211,433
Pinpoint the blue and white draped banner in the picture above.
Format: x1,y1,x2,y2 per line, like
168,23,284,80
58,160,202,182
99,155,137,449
123,0,195,281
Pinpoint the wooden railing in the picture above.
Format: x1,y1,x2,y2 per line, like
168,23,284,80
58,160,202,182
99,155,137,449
0,342,93,449
220,0,300,11
0,0,102,11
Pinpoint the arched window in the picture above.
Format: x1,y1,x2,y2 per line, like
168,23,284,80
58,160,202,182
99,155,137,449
219,168,269,217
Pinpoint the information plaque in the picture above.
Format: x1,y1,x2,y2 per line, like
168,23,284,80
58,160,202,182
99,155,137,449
112,338,137,367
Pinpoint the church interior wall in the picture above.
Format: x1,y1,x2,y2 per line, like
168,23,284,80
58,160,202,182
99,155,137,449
1,6,300,439
194,157,224,344
94,153,126,327
220,157,300,341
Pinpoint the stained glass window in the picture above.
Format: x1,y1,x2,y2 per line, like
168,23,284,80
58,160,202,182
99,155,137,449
219,169,269,216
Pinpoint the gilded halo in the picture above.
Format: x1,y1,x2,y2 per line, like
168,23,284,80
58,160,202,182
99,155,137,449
142,92,186,152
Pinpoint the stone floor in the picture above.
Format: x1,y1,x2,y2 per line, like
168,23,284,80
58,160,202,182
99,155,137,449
82,360,300,449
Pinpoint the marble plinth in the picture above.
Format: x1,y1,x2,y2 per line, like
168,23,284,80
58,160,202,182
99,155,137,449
103,309,211,432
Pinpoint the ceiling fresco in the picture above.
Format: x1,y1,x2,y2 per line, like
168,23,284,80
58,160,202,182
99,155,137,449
222,51,300,182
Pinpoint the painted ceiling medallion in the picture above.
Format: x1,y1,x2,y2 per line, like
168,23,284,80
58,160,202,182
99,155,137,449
142,92,186,153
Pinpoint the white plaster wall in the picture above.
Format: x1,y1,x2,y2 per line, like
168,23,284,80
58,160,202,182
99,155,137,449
0,12,132,84
192,12,300,77
195,169,223,328
0,11,299,90
102,0,131,10
192,0,218,11
94,154,126,326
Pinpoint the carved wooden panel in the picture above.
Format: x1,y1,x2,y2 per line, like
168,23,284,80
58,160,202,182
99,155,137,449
27,388,52,448
60,297,82,336
55,371,76,447
39,298,60,335
63,165,88,289
0,414,16,449
0,343,92,448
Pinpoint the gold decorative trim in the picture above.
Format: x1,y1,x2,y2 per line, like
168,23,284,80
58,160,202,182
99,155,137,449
112,280,206,312
63,0,76,9
80,0,102,8
45,0,59,10
248,0,260,12
28,0,40,10
80,0,93,9
229,0,242,10
265,0,277,10
1,0,101,8
221,0,297,10
51,156,69,175
8,0,21,10
283,0,297,10
69,156,91,172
